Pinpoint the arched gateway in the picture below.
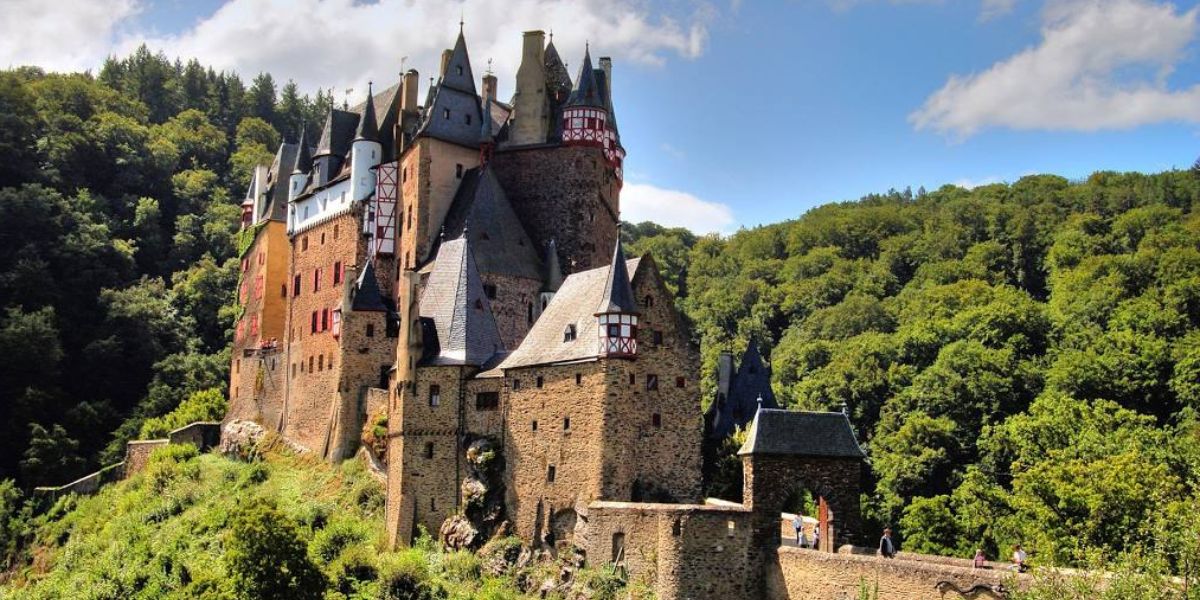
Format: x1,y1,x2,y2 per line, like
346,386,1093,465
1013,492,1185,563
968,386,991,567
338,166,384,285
739,409,866,552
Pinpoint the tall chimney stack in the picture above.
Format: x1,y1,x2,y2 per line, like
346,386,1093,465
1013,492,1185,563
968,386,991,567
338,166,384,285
439,49,453,79
511,30,548,145
401,69,419,114
482,73,498,102
599,57,613,106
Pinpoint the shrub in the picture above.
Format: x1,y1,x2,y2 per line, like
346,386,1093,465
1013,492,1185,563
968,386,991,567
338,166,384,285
139,388,227,439
377,549,441,600
309,518,368,564
225,499,327,600
439,550,481,582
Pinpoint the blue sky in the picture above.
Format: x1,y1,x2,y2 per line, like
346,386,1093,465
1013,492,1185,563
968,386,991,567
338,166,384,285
2,0,1199,233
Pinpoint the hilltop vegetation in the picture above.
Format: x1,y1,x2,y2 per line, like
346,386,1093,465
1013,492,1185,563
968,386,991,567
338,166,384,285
626,172,1200,571
0,442,631,599
0,47,338,488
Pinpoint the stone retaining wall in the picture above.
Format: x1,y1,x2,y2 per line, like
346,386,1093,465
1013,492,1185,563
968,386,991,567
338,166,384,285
766,545,1025,600
167,422,222,450
124,439,170,477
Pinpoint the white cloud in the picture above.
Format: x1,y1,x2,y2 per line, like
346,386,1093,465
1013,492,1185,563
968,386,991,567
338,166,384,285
980,0,1019,20
0,0,141,71
621,182,735,234
911,0,1200,138
952,175,1003,189
93,0,710,100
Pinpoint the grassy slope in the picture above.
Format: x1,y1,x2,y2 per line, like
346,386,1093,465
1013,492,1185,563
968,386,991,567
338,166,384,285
1,440,623,600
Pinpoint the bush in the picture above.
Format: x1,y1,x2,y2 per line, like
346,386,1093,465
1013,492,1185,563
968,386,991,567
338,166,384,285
139,388,227,439
377,550,441,600
439,550,482,582
309,518,368,564
225,499,327,600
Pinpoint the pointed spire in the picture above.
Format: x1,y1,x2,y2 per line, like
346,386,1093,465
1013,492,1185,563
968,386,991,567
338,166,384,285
292,125,312,174
420,235,504,365
352,260,388,312
566,45,604,108
596,235,638,314
440,27,477,95
354,81,379,142
543,239,563,293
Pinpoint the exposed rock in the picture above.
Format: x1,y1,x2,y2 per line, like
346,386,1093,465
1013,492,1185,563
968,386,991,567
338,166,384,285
439,514,480,551
219,420,265,459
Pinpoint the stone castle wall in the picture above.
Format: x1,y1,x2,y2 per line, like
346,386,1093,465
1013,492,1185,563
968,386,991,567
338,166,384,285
491,145,619,274
503,361,608,544
765,546,1025,600
479,272,542,350
585,501,760,600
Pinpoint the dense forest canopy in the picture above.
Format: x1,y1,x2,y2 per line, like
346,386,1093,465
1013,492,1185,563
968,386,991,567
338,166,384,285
0,46,336,488
626,174,1200,569
1,45,1199,576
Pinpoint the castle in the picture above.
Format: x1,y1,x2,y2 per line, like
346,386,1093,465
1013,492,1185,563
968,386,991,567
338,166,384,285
227,28,870,598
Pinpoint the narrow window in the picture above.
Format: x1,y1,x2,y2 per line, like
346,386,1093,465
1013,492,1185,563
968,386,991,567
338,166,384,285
293,275,301,296
727,520,736,537
429,385,440,407
652,413,662,428
309,356,314,372
652,330,664,346
455,163,463,178
646,374,659,391
235,359,240,374
676,376,686,388
512,379,521,391
318,354,324,371
474,299,483,310
291,363,296,378
465,113,471,125
563,417,570,431
333,224,339,239
672,519,682,537
483,284,497,299
280,284,287,298
424,442,434,459
476,392,499,411
629,373,635,385
563,324,577,342
320,232,325,245
311,311,318,334
334,261,342,285
643,295,654,308
321,308,329,332
612,532,625,562
547,465,556,483
366,323,375,337
527,303,534,325
430,498,436,511
532,420,538,431
536,376,544,389
443,108,450,120
575,373,582,385
456,65,463,76
302,236,309,251
313,268,321,292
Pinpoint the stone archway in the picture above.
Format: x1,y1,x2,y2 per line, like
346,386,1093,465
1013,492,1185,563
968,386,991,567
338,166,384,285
737,409,866,552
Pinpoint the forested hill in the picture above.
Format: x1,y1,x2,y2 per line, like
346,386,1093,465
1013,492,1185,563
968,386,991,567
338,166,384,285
626,172,1200,568
0,46,338,488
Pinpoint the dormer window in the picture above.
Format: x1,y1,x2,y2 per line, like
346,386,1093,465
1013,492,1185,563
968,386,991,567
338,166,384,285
443,108,450,120
563,324,577,342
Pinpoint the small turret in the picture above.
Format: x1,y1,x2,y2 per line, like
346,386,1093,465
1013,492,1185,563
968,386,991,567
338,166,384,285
289,126,312,202
537,239,563,319
594,236,639,358
351,82,382,204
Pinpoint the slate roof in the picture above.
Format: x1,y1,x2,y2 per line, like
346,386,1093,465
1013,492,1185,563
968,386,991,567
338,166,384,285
498,257,642,370
349,81,401,162
354,83,379,142
597,240,639,314
418,236,505,366
705,340,780,440
441,31,478,95
440,167,543,280
292,126,313,175
263,141,297,221
566,47,605,109
543,40,573,101
314,108,360,159
737,409,866,459
351,261,388,312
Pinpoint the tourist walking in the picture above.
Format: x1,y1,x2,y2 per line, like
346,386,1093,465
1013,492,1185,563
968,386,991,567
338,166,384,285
879,528,897,558
792,514,805,546
811,525,820,550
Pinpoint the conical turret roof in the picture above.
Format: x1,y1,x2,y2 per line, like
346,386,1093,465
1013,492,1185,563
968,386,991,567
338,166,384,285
567,46,605,109
440,30,478,96
596,237,638,314
352,260,388,312
292,125,313,174
354,82,379,142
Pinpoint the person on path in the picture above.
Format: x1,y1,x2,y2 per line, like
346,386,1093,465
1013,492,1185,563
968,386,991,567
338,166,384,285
879,528,897,558
973,549,987,569
812,525,820,550
1012,544,1028,573
792,515,803,546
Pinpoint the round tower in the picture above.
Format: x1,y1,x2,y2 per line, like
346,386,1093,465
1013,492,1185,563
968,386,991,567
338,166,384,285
351,82,382,203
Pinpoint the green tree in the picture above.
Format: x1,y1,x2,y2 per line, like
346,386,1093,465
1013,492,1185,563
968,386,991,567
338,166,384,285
226,499,327,600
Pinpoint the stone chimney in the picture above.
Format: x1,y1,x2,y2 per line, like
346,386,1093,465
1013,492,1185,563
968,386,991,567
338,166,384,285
510,30,548,145
401,69,419,114
482,73,498,101
439,49,453,79
599,57,613,106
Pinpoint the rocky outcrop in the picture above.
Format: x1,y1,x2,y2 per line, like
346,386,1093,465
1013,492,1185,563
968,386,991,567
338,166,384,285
440,436,506,550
